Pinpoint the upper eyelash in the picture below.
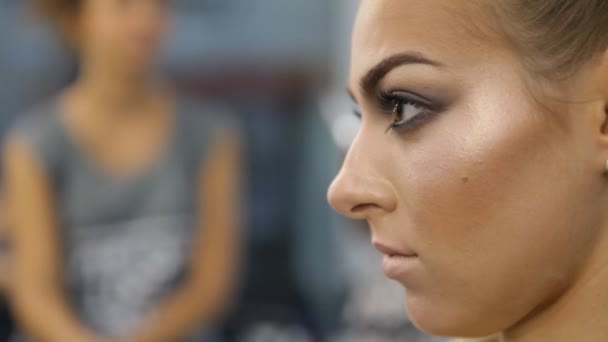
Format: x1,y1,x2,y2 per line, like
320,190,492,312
377,90,436,132
348,90,436,130
377,90,427,113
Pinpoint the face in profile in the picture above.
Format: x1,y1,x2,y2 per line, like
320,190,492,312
75,0,173,69
329,0,608,337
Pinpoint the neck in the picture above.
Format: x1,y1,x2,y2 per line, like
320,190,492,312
75,57,158,112
502,224,608,342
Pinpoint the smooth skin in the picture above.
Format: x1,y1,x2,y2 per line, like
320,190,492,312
4,0,240,341
328,1,608,341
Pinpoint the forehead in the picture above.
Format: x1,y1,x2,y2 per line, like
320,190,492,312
351,0,500,87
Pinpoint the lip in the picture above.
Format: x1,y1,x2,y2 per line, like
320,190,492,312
372,240,418,258
373,240,419,281
382,254,419,280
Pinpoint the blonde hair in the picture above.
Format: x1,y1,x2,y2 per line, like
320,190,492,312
494,0,608,78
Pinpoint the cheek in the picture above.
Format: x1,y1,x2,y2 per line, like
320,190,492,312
392,96,600,334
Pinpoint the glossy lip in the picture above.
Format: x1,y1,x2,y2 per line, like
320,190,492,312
373,240,419,281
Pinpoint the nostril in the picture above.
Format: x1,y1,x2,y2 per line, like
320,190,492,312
351,203,378,214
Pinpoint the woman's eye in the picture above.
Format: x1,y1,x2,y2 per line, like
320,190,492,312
391,99,425,128
378,91,435,132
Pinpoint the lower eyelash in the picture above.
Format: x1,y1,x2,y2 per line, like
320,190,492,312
388,109,435,133
377,91,437,133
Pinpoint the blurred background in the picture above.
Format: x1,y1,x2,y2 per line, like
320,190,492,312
0,1,446,341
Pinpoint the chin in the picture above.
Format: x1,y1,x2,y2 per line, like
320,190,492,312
405,294,503,338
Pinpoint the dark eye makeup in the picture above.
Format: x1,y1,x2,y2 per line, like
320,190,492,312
349,88,443,134
377,90,438,133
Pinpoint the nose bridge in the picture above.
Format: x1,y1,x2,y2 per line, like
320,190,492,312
328,135,397,218
341,138,380,182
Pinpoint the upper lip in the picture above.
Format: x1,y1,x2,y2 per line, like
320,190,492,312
372,240,418,257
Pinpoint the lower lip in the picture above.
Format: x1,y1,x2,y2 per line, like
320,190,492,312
382,254,419,280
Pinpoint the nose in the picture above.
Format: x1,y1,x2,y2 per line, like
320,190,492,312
328,153,397,220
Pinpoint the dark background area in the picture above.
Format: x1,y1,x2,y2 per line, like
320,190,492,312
0,1,444,341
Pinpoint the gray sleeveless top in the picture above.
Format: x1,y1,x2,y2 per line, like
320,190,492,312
11,98,231,337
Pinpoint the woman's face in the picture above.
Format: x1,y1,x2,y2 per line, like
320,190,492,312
76,0,173,70
329,0,608,337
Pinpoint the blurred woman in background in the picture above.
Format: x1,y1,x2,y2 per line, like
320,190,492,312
3,0,241,341
329,0,608,341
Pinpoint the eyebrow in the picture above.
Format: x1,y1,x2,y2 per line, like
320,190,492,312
359,52,443,97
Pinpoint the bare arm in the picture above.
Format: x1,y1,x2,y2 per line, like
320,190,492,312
0,191,11,293
4,138,105,342
123,132,242,342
